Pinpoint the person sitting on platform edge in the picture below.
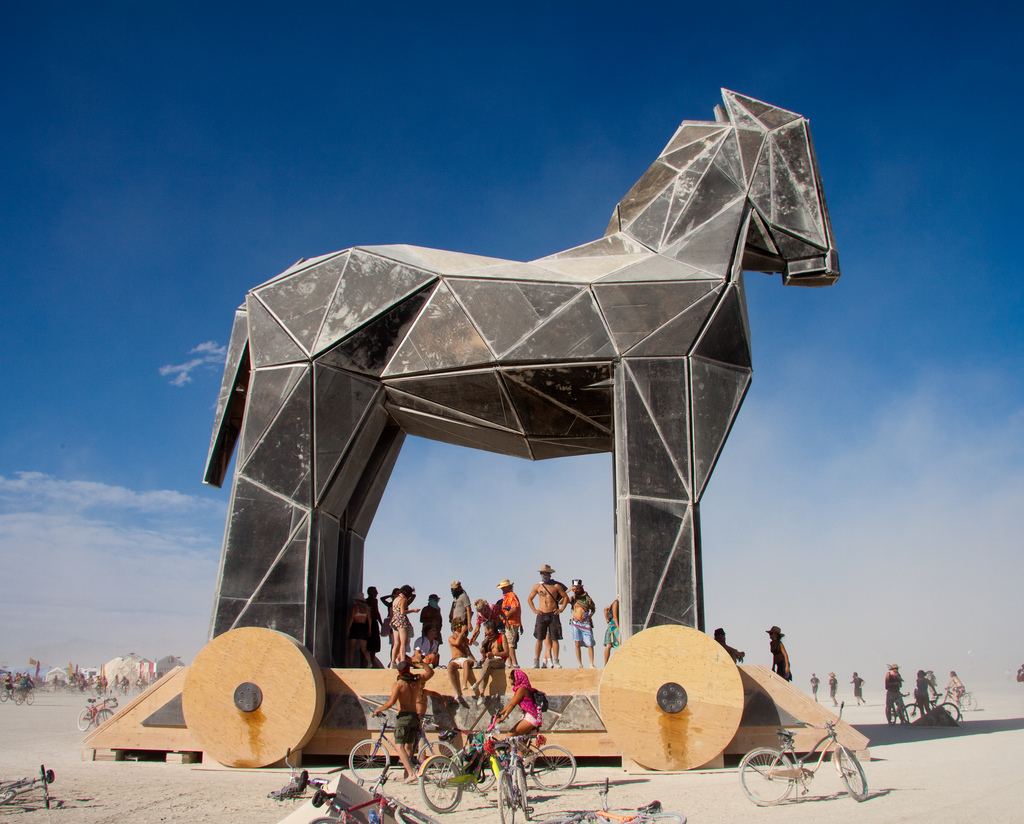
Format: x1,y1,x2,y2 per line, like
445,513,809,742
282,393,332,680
766,625,791,681
470,620,509,702
568,579,597,668
497,579,522,669
713,627,744,663
373,657,434,783
471,598,503,649
447,619,475,706
528,564,567,669
413,626,441,668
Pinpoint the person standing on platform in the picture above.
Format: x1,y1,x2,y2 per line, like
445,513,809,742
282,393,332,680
766,626,791,681
497,579,522,669
713,628,744,663
568,579,597,669
527,565,568,669
365,586,384,667
604,598,621,665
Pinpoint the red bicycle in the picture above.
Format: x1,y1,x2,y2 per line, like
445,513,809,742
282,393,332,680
77,696,118,731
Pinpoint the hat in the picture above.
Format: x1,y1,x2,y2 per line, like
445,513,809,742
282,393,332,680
396,658,412,673
829,672,835,677
713,628,725,636
450,580,462,589
496,579,513,589
538,564,556,574
766,626,784,636
571,579,583,588
355,592,366,601
888,664,899,670
473,598,488,610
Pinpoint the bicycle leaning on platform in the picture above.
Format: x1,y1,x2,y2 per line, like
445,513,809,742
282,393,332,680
348,712,458,783
77,696,118,730
738,703,868,806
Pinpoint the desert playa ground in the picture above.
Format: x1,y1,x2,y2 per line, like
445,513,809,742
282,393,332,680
2,685,1023,823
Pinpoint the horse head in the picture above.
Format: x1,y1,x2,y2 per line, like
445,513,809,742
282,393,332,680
605,89,839,288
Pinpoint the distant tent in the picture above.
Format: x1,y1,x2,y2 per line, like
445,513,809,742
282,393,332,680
102,653,153,684
155,655,185,679
44,667,68,683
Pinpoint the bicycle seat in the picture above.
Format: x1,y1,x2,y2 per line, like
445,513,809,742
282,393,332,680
776,729,795,746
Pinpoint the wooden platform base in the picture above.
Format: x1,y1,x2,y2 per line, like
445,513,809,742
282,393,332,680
84,663,868,767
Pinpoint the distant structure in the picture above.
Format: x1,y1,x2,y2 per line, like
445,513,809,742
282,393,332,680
204,90,839,666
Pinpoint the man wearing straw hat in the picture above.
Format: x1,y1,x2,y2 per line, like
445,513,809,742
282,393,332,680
497,578,522,669
528,564,568,669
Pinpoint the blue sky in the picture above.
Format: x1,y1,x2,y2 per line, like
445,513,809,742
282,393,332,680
1,2,1021,685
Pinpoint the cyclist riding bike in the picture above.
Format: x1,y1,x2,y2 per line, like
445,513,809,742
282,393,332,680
946,670,965,702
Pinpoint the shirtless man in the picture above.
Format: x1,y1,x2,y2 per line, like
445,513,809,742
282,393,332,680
374,657,434,782
446,620,476,705
528,564,568,669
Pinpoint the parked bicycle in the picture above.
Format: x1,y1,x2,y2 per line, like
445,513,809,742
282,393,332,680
739,703,868,805
533,778,684,824
493,734,535,824
77,696,118,730
348,712,457,783
0,766,55,809
885,692,911,725
311,770,439,824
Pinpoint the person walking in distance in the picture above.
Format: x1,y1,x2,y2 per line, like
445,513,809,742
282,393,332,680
810,673,820,702
527,564,568,669
828,672,838,706
766,626,791,681
851,672,865,705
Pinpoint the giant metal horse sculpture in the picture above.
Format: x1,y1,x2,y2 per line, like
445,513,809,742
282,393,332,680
204,90,839,667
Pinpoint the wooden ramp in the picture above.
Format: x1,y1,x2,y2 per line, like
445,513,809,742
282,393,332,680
83,664,868,765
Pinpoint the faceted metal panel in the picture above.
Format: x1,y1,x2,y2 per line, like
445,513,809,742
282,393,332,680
237,365,305,466
255,253,348,353
690,356,751,498
627,287,721,358
621,376,688,500
501,363,613,429
314,250,438,355
692,286,752,369
625,358,691,491
315,286,434,377
240,367,312,505
381,281,493,376
594,280,717,353
247,295,305,368
446,278,582,357
313,365,382,500
386,405,534,460
206,89,841,661
504,291,615,362
386,370,522,431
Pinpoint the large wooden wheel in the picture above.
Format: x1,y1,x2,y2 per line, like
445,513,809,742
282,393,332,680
182,627,325,768
599,625,743,770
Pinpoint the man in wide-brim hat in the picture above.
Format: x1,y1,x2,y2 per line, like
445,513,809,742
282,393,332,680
528,564,568,669
496,579,521,668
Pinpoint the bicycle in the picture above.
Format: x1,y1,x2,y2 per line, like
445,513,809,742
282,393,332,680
11,687,35,706
492,734,533,824
885,691,910,725
534,778,685,824
0,765,55,809
738,703,868,805
77,696,118,730
418,724,500,813
348,712,457,783
907,693,961,722
311,770,439,824
943,687,976,712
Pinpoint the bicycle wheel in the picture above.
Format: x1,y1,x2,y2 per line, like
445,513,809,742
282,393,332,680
498,772,516,824
938,702,961,722
960,692,975,711
77,709,93,731
395,804,443,824
0,690,8,702
529,744,576,790
834,745,868,801
898,702,910,725
349,738,391,783
12,692,24,706
24,691,34,706
96,708,114,725
738,748,794,806
417,738,456,763
514,764,531,821
418,755,463,814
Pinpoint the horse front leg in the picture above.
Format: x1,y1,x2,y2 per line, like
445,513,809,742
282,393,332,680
613,356,703,639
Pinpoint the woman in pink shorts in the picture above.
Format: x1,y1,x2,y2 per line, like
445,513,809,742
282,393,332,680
495,668,543,734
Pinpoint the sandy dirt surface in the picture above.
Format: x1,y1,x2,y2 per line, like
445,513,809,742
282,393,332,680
2,685,1023,823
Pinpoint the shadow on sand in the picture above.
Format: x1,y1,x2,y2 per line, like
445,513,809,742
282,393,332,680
856,712,1024,747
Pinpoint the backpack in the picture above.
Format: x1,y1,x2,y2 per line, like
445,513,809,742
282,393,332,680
532,689,549,713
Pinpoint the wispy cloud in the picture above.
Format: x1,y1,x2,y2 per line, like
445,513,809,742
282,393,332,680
0,473,226,665
159,340,227,386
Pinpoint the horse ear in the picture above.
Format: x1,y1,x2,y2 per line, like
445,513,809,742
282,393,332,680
721,90,801,131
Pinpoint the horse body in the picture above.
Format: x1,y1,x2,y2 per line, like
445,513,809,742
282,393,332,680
204,90,839,665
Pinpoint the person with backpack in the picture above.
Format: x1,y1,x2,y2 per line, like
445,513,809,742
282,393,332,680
494,668,546,736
